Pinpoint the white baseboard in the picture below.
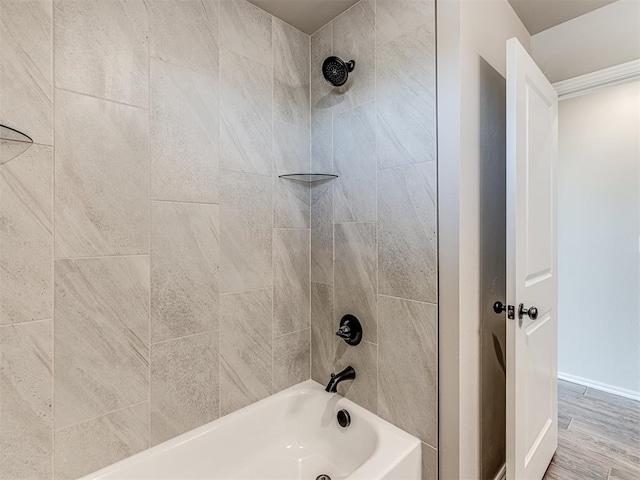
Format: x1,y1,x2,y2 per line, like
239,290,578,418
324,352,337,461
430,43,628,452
493,465,506,480
558,372,640,401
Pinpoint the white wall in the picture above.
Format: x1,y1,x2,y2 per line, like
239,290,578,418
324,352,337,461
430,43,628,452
531,0,640,83
558,80,640,397
437,0,530,478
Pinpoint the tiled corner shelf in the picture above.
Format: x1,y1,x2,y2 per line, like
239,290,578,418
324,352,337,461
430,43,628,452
1,124,33,164
278,173,338,183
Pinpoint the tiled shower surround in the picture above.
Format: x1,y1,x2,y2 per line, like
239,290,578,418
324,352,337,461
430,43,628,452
0,0,436,479
309,1,437,477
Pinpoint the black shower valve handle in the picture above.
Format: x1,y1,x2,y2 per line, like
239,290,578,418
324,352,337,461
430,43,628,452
336,324,352,339
336,315,363,346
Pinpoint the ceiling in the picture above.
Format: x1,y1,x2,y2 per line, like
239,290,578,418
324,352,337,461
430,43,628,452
250,0,620,37
247,0,359,35
508,0,619,34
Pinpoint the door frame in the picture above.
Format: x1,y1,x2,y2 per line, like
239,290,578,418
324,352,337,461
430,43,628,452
437,47,640,480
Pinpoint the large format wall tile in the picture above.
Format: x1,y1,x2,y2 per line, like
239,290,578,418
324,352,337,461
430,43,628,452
273,18,310,128
311,108,333,173
149,0,218,75
311,282,335,384
274,229,310,336
334,102,376,223
220,0,272,66
0,0,53,146
334,223,377,343
54,402,149,480
220,48,273,176
220,170,273,293
54,256,149,429
151,202,219,343
150,58,219,204
376,0,434,46
378,162,437,303
53,0,148,107
274,120,310,229
332,1,375,113
311,181,333,284
150,331,219,446
55,89,149,258
0,146,52,325
310,22,333,110
378,296,437,445
334,340,377,413
309,25,334,284
220,289,273,415
377,23,435,169
0,320,52,479
274,329,311,391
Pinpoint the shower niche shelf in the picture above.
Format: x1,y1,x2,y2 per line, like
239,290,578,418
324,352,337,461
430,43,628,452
1,124,33,164
278,173,338,183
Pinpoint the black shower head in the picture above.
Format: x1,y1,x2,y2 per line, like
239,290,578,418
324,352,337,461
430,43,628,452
322,56,355,87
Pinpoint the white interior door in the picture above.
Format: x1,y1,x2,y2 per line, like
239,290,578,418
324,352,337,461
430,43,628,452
506,37,558,480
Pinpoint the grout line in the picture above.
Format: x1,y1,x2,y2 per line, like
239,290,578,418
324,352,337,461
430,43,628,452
378,293,438,307
308,25,314,382
373,0,380,416
334,221,377,225
54,401,149,434
308,231,312,380
433,0,440,463
330,19,336,378
54,86,149,111
17,141,54,148
220,166,274,179
423,441,438,452
322,19,335,375
54,254,149,261
274,326,312,340
51,0,57,471
150,198,220,206
219,286,273,297
377,158,437,173
271,15,276,396
0,317,53,329
148,54,219,82
334,222,377,227
217,0,222,424
147,14,152,448
150,328,220,348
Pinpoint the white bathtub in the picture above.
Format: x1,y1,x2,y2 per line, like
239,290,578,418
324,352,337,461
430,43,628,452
82,380,421,480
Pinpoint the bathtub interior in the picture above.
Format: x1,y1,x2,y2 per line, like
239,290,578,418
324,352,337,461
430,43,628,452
89,382,382,480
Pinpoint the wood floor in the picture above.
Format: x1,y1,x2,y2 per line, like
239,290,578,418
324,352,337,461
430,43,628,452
543,380,640,480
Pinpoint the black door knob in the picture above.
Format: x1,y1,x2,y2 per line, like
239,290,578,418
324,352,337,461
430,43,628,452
493,301,507,314
519,304,539,320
